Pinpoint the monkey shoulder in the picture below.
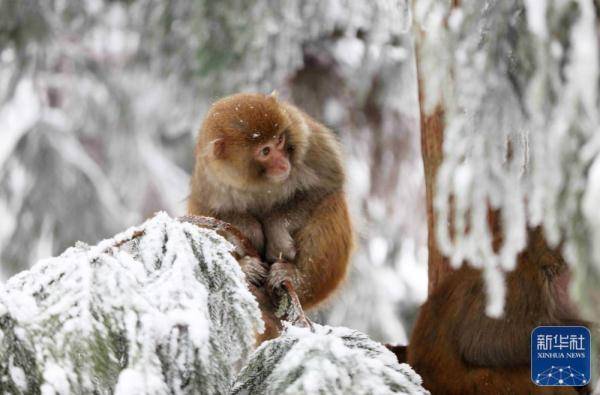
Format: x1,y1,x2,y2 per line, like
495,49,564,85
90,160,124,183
302,138,346,191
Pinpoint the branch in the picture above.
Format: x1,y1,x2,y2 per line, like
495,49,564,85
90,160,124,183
178,215,312,333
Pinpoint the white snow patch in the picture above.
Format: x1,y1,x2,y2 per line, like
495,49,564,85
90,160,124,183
9,356,27,391
524,0,548,38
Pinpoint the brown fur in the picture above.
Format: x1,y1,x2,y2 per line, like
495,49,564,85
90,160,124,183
287,191,352,309
408,229,589,395
189,93,354,327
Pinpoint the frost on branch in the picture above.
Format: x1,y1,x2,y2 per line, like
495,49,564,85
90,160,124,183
416,0,600,318
0,212,263,394
231,324,428,395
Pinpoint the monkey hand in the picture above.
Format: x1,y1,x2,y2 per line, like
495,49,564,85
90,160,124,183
238,256,269,287
265,227,296,262
267,260,300,296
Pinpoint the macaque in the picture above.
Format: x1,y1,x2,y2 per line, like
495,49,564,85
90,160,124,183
188,92,353,314
407,228,590,395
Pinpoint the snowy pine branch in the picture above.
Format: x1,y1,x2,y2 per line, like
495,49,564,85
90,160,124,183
231,324,428,395
0,213,263,394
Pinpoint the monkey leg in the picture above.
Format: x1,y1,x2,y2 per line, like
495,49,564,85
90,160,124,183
287,191,353,310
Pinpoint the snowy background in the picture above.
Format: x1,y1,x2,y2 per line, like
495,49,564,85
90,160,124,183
0,0,426,344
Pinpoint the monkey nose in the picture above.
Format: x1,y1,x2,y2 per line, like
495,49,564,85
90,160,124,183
270,162,290,182
276,161,290,172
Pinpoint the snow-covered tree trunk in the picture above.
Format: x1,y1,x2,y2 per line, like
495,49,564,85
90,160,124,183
414,0,600,319
414,1,600,386
415,86,448,294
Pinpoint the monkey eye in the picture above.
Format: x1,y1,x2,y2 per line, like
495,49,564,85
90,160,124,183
261,146,271,156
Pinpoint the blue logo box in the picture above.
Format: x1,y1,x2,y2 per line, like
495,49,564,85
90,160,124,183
531,326,591,387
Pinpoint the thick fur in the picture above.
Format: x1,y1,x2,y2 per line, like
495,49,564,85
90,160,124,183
407,229,589,395
273,191,353,309
189,93,353,316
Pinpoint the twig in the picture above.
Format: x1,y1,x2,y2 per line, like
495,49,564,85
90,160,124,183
277,279,313,329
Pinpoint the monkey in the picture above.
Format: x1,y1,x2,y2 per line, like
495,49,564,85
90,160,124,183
188,92,353,318
407,228,590,395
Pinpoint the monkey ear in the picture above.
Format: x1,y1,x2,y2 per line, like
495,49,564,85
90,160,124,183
211,138,226,159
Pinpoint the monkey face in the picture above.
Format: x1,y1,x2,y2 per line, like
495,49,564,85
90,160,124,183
253,132,291,183
200,93,299,189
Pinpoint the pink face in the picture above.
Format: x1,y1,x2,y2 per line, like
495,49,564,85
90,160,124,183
254,133,291,182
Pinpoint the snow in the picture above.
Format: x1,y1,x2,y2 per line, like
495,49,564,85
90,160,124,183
231,324,429,395
524,0,548,38
396,239,428,304
332,37,365,68
41,364,70,395
583,156,600,265
8,357,27,392
369,237,389,266
0,213,263,394
114,369,151,395
483,266,506,318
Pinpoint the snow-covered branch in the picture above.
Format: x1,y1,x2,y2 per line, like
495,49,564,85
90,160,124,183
232,324,428,395
0,213,263,394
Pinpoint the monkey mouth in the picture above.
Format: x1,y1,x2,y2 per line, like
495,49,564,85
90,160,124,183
268,168,291,183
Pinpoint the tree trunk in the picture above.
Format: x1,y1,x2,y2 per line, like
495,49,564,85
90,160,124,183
414,34,452,295
415,4,579,303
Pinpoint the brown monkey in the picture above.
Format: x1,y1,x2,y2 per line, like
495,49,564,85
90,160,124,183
407,228,590,395
188,92,353,314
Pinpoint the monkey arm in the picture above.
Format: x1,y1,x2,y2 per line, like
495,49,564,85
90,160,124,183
263,218,296,262
268,191,353,310
189,192,266,255
261,189,329,262
214,211,265,255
